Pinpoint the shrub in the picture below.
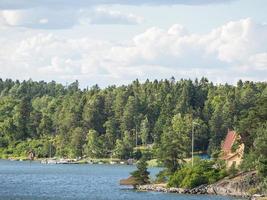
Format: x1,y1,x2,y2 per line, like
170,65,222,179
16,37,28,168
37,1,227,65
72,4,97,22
133,149,142,160
240,151,257,172
1,137,55,158
228,163,238,178
181,172,207,188
130,157,150,185
168,158,226,189
247,187,260,195
155,170,169,183
0,137,8,148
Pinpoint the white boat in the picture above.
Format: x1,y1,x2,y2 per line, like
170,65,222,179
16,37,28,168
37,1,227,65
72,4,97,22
41,159,57,164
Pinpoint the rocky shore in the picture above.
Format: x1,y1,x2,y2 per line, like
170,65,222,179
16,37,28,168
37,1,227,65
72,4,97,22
137,171,266,199
137,184,209,195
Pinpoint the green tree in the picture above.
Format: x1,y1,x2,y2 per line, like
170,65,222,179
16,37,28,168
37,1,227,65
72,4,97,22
140,117,150,145
70,127,85,157
121,96,137,132
209,102,228,152
104,118,117,150
38,114,53,136
158,114,191,173
113,131,134,159
131,156,150,186
113,139,125,159
84,129,103,158
83,94,106,133
193,118,209,152
254,123,267,177
13,97,32,140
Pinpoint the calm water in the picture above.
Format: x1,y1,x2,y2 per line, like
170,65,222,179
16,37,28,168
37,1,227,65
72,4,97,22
0,160,240,200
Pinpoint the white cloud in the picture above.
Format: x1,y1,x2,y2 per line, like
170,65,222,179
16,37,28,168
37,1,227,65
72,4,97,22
0,7,142,29
205,19,267,64
0,0,235,29
79,7,143,25
0,0,236,10
1,10,25,25
0,9,78,28
248,53,267,70
0,18,266,87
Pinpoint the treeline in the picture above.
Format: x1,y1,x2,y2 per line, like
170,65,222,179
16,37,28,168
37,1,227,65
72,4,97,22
0,78,266,165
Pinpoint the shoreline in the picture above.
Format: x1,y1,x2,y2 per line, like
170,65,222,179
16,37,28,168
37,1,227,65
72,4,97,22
2,157,137,166
137,184,266,199
136,171,266,200
2,157,161,167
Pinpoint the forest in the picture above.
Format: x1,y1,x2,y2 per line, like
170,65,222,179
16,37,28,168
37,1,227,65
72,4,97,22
0,77,266,176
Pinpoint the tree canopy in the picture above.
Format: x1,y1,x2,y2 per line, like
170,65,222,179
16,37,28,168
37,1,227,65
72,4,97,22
0,77,266,175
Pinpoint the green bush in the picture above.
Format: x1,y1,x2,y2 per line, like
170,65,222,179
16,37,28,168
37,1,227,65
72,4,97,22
181,172,207,188
1,137,56,158
240,151,257,172
0,137,8,148
247,187,260,195
168,158,226,189
228,163,238,178
155,170,169,183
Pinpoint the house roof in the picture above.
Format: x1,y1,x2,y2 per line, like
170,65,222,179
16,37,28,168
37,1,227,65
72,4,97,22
222,130,236,152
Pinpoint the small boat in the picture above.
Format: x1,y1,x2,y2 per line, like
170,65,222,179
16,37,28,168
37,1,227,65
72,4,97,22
41,159,57,164
9,158,18,161
87,160,93,164
110,161,117,165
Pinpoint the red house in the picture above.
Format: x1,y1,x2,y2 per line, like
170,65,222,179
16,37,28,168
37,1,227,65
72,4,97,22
221,130,244,169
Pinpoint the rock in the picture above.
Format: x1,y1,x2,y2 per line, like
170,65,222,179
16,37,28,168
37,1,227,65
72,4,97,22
207,171,260,197
136,171,263,198
187,184,208,195
250,194,266,200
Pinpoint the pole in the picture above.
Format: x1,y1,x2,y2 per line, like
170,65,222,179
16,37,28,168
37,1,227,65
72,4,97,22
136,124,138,147
192,124,194,167
49,141,52,158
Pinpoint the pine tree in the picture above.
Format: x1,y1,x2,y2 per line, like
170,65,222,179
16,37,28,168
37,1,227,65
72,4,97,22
131,156,150,186
140,117,150,145
158,114,192,173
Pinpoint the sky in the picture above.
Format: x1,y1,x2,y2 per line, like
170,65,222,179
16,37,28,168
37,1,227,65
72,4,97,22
0,0,266,88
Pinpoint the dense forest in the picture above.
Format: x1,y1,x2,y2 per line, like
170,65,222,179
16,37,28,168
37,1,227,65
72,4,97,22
0,78,266,174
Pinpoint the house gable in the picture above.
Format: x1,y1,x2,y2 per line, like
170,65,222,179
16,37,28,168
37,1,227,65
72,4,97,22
221,130,244,168
222,130,236,153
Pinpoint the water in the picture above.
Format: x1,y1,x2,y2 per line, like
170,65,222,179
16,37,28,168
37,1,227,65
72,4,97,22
0,160,239,200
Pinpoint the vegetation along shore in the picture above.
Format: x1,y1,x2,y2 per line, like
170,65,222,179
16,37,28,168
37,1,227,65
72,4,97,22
0,78,266,198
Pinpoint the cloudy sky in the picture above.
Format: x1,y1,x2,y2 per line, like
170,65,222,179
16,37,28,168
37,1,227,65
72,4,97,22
0,0,266,87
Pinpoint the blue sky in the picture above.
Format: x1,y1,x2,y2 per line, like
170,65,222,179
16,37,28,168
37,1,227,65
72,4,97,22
0,0,266,87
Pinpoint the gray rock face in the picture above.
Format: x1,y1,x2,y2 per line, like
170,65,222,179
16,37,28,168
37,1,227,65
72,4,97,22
137,171,263,198
207,171,259,197
137,184,208,195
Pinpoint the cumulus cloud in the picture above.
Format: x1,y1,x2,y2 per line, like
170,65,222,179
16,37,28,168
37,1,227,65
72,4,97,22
79,7,143,25
0,7,142,29
0,18,266,87
0,9,78,28
248,53,267,70
0,0,235,29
